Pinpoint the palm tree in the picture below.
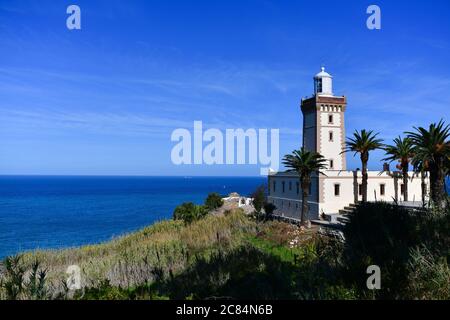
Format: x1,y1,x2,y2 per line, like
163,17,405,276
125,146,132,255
282,148,327,226
343,130,383,202
383,136,414,202
406,120,450,205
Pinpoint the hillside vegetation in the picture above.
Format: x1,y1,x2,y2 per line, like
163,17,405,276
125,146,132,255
1,202,449,300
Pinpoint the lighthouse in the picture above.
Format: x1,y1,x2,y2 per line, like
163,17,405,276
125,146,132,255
301,67,347,171
267,67,428,221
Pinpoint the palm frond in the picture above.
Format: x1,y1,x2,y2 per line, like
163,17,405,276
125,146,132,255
342,129,384,156
282,148,328,177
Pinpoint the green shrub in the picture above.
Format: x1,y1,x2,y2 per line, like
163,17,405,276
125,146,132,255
154,245,298,299
204,193,224,211
263,203,276,216
342,202,449,299
173,202,208,224
251,185,266,213
406,246,449,300
0,255,49,300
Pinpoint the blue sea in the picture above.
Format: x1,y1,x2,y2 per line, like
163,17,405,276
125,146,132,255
0,176,266,259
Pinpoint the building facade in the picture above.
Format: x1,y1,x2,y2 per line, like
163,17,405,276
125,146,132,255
267,67,428,220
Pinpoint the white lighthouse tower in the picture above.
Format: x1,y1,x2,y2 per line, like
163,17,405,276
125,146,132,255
301,67,347,171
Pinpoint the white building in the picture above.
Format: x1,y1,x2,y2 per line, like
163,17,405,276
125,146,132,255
267,67,429,220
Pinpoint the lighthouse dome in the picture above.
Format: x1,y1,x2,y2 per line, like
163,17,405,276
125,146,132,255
314,66,333,96
314,67,332,79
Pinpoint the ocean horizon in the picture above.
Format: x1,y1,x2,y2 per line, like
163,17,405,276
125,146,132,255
0,175,266,259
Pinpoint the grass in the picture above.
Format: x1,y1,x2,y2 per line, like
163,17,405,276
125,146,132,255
246,236,317,266
3,209,255,297
0,209,322,300
1,202,448,300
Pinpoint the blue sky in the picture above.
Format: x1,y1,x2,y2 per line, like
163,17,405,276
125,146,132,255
0,0,449,176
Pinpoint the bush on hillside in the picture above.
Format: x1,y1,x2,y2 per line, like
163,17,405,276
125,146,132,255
342,202,450,299
0,255,49,300
204,193,224,211
263,203,276,216
251,185,266,213
406,245,450,299
173,202,208,224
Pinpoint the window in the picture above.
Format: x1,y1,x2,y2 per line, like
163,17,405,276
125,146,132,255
316,78,323,93
308,184,312,194
289,181,292,191
380,184,385,196
273,181,276,192
328,114,333,124
334,184,340,196
329,131,334,141
358,184,363,196
296,182,299,195
401,184,405,195
282,181,285,193
329,159,334,169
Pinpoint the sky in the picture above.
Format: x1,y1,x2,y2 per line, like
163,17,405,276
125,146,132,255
0,0,449,176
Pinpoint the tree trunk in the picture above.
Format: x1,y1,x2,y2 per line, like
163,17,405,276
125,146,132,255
430,157,446,207
300,178,310,226
402,165,409,202
421,171,426,206
361,153,369,202
394,175,399,203
353,170,359,204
